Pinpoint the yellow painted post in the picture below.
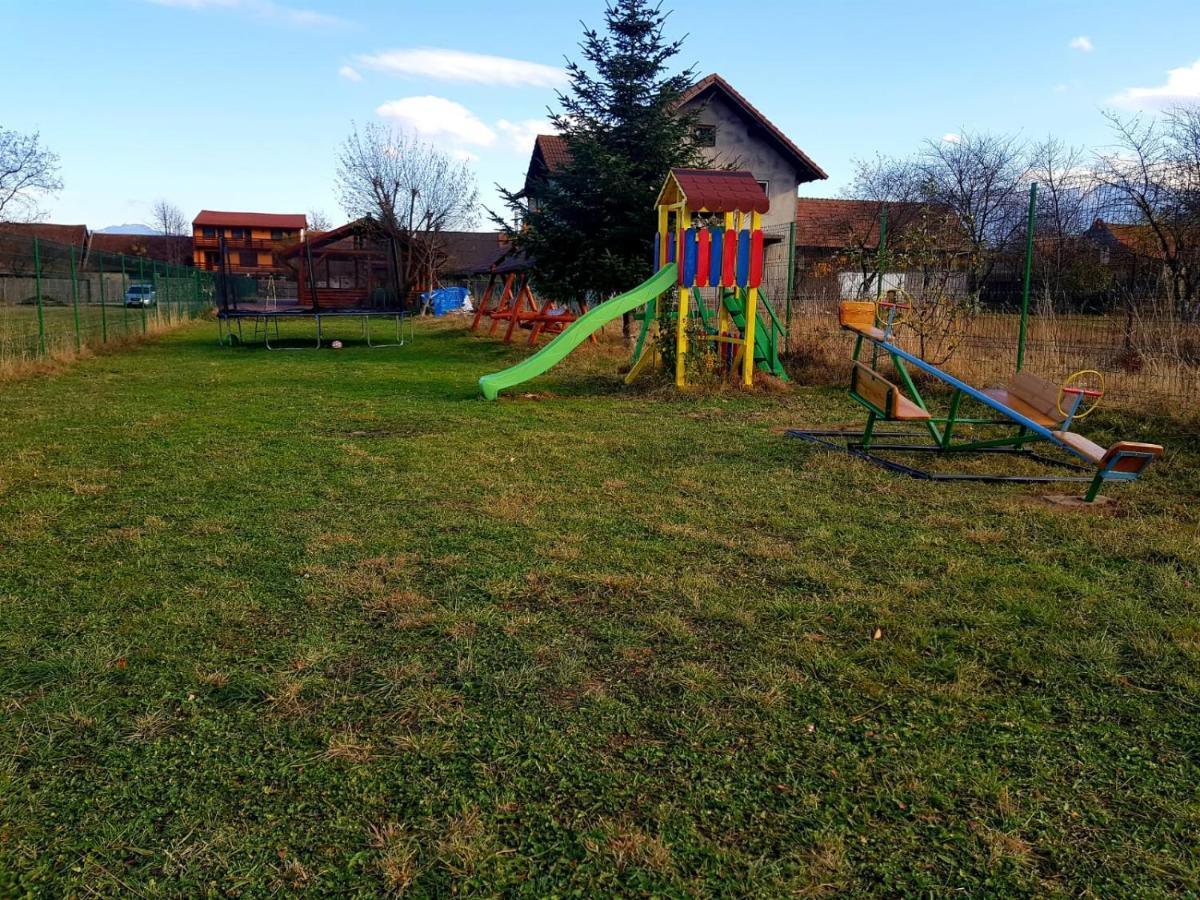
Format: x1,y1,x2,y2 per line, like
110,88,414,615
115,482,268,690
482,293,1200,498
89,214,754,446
674,206,691,387
742,211,761,386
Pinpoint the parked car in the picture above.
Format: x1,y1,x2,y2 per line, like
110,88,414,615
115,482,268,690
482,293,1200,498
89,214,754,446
124,283,157,307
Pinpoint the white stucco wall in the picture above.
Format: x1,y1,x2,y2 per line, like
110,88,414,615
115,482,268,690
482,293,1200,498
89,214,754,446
683,92,800,232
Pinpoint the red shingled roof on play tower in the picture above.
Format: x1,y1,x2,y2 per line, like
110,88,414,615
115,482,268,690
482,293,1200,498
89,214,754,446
669,169,770,214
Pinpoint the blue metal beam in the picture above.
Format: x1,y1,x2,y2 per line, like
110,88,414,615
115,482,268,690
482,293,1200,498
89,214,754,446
863,334,1101,466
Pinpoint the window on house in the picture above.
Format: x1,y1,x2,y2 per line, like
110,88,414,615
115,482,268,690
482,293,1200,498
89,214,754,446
238,251,257,268
271,229,284,240
757,180,770,196
693,124,716,147
230,228,248,241
201,226,216,239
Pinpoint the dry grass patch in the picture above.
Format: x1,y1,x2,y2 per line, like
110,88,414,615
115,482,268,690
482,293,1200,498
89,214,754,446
324,727,374,764
584,819,673,874
275,856,313,890
266,676,308,718
198,670,230,689
368,822,420,895
436,807,502,879
127,707,175,742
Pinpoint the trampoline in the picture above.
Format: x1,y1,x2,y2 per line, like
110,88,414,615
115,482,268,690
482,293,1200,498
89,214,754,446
217,303,414,350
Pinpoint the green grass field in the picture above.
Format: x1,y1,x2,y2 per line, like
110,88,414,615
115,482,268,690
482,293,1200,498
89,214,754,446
2,318,1198,895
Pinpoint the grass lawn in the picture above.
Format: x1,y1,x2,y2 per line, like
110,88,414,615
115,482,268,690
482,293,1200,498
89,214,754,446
1,317,1198,895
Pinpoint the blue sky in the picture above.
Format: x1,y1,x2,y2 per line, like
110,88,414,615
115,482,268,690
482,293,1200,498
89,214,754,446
5,0,1200,230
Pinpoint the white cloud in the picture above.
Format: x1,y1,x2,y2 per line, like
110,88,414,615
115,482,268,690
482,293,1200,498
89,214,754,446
376,96,496,146
357,48,566,87
1069,35,1093,52
941,132,962,144
496,118,552,153
143,0,345,27
1112,59,1200,109
338,65,362,82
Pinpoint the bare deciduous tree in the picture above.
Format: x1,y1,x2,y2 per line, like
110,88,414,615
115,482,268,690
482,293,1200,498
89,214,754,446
336,122,478,302
148,199,189,265
1094,106,1200,317
151,199,188,236
843,154,926,295
916,131,1031,293
0,126,62,223
307,209,332,231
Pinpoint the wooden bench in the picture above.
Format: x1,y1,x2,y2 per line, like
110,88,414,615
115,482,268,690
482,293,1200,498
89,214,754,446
981,371,1065,428
850,363,930,421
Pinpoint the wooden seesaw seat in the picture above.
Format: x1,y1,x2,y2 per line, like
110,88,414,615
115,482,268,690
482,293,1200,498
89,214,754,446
1052,432,1163,472
850,363,930,421
838,300,888,341
981,371,1065,428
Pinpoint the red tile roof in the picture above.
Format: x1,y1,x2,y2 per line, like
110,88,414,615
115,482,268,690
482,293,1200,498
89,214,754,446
1087,219,1174,259
679,73,826,183
0,222,90,248
534,134,570,174
90,233,193,263
793,199,961,249
193,210,307,229
668,168,770,214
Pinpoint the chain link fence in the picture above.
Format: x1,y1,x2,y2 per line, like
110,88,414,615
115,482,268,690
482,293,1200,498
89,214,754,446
0,231,215,368
763,185,1199,416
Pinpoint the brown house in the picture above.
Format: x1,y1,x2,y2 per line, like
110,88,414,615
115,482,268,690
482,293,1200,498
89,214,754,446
282,220,513,309
0,222,90,250
192,210,306,276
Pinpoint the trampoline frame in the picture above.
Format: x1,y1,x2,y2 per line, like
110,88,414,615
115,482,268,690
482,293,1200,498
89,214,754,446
217,308,414,351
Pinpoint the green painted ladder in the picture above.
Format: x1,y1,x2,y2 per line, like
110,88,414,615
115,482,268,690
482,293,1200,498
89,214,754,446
720,289,788,380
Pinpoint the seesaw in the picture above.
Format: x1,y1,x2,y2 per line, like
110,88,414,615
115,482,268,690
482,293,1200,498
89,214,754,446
787,296,1163,502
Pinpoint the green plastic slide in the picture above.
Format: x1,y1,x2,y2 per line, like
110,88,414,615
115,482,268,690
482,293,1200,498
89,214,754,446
478,263,678,400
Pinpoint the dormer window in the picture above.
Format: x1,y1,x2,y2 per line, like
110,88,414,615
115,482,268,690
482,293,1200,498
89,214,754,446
693,124,716,147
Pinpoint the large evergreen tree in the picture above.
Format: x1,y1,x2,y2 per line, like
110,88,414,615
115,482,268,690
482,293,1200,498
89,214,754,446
494,0,705,308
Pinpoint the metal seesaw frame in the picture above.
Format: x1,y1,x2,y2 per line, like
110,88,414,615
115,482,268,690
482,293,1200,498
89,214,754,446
786,427,1098,486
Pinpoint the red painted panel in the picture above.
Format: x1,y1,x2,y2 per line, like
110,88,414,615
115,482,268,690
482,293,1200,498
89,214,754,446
721,230,737,288
749,229,765,288
695,229,710,287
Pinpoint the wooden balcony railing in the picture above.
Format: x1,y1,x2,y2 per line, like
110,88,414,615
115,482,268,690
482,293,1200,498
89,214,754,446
193,235,298,251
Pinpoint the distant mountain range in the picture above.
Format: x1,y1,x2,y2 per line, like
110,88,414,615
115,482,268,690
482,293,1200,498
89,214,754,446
96,223,161,235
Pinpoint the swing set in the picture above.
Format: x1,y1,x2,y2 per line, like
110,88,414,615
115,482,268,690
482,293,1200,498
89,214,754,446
469,271,592,347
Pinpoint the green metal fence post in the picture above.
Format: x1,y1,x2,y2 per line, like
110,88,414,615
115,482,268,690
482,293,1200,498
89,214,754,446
32,236,46,356
69,244,82,351
1017,182,1037,372
139,257,148,333
98,254,108,343
121,255,130,335
785,219,795,355
875,205,888,300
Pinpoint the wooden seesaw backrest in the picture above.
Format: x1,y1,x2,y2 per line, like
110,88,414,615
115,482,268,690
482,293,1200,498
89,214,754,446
1006,371,1062,422
851,363,895,416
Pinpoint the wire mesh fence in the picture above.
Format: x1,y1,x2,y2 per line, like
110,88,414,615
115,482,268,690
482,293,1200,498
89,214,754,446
760,184,1199,415
0,231,215,367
